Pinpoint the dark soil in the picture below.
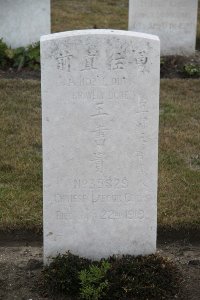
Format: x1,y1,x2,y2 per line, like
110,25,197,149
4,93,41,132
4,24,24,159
161,52,200,79
1,52,200,80
0,239,199,300
0,68,40,80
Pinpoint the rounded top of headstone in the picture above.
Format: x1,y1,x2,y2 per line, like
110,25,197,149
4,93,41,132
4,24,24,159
40,29,160,43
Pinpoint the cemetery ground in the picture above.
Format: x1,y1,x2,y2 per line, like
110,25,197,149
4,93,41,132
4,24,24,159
0,0,200,299
0,79,199,299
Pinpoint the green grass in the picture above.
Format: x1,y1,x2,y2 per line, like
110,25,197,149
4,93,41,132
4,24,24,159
159,80,200,229
51,0,128,33
0,79,199,231
0,80,42,231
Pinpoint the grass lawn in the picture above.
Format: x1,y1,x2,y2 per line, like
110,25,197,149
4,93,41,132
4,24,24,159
0,80,42,231
0,79,199,232
51,0,128,33
159,80,200,229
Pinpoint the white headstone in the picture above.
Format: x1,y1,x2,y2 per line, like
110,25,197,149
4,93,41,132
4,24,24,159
0,0,50,48
129,0,198,55
41,29,160,263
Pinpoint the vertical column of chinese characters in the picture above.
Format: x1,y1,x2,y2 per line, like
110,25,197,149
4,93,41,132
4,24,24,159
89,43,128,175
90,103,110,174
80,45,109,175
133,49,149,187
135,97,149,189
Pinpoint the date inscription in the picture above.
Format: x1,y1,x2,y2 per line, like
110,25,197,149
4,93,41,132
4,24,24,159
100,209,144,220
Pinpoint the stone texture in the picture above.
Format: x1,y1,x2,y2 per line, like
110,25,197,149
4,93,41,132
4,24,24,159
129,0,198,55
0,0,50,48
41,29,160,263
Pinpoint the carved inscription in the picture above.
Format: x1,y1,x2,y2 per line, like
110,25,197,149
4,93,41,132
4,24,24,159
66,75,128,87
139,0,190,7
135,96,149,179
72,89,132,101
73,177,129,189
55,193,88,203
54,42,148,72
101,209,144,220
56,209,145,221
92,192,134,203
49,36,151,222
55,192,137,204
136,22,194,32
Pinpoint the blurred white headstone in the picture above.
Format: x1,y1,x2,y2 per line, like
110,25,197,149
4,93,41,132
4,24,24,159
0,0,50,48
129,0,198,55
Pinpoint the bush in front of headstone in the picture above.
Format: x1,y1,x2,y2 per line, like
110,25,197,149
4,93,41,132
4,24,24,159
40,252,181,299
79,260,111,300
41,251,91,298
106,254,181,299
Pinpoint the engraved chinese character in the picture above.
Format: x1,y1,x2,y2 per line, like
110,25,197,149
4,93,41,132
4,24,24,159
91,151,105,173
56,51,73,72
136,50,148,65
107,46,127,70
136,151,145,175
92,124,109,146
81,46,98,71
94,137,106,146
136,151,144,162
90,102,109,118
92,124,109,137
134,50,148,72
136,97,148,113
136,116,148,130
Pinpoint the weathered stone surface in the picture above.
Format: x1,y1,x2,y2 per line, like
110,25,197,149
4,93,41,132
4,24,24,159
0,0,50,48
129,0,198,55
41,29,160,263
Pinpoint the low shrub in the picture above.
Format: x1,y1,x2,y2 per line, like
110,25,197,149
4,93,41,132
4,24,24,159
0,38,40,71
182,64,200,78
41,252,181,300
106,254,180,299
42,251,90,298
79,260,110,300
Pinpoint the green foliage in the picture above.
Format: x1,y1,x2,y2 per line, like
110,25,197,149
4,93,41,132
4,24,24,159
42,251,90,297
41,252,181,300
160,57,166,66
0,38,8,67
79,260,110,300
0,38,40,70
183,64,200,77
106,254,181,299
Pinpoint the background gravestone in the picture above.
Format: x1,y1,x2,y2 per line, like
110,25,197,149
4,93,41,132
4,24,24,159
0,0,50,48
41,29,160,262
129,0,198,55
